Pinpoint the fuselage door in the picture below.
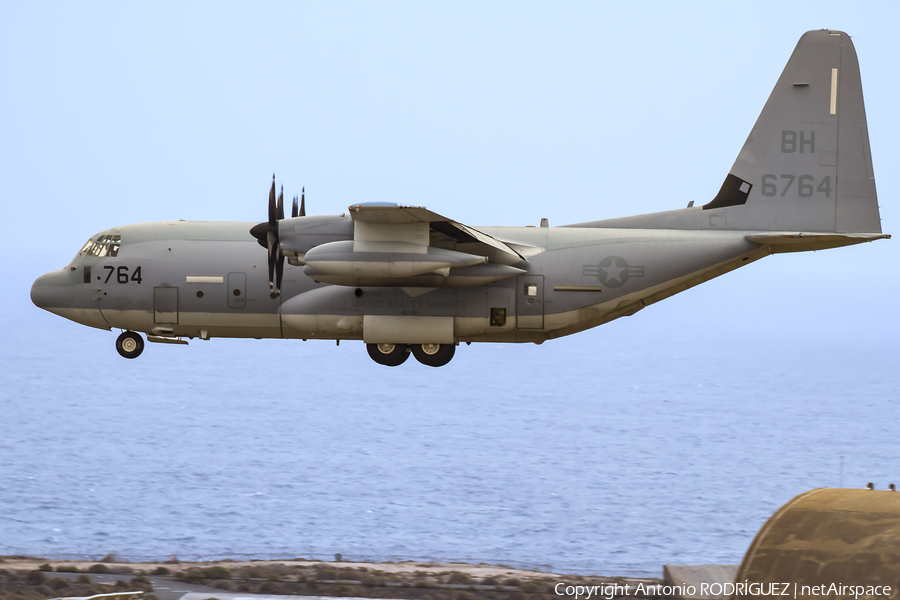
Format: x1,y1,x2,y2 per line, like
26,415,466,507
154,287,179,324
228,272,247,308
516,275,544,329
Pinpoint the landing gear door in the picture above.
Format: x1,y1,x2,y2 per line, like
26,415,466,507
516,275,544,329
154,287,179,324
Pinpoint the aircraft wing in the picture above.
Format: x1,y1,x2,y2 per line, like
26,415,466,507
348,202,527,262
297,202,532,287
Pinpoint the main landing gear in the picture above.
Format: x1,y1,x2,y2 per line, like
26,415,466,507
116,331,145,359
366,343,456,367
366,343,410,367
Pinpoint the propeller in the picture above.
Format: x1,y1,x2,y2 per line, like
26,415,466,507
250,176,308,297
249,175,286,297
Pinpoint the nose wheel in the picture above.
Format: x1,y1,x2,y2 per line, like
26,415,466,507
116,331,145,359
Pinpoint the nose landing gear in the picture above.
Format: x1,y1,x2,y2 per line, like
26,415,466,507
116,331,145,359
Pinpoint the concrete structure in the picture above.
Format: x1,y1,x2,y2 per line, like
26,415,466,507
663,565,739,599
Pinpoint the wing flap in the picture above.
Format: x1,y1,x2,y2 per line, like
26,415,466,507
349,203,527,261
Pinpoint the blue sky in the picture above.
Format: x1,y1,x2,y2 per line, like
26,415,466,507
3,2,897,340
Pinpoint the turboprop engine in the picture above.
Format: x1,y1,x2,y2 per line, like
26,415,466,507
304,240,487,279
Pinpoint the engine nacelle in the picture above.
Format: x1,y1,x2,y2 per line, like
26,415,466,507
303,240,487,279
302,261,525,288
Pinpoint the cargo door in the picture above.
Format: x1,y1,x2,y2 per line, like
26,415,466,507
516,275,544,329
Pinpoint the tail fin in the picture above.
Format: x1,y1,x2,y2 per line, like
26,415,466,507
704,29,882,234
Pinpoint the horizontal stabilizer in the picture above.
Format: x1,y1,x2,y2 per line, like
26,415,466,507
746,231,890,253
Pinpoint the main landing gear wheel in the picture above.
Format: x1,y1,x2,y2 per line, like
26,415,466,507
366,343,410,367
116,331,145,359
412,343,455,367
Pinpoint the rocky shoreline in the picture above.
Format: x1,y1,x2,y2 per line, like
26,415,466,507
0,557,662,600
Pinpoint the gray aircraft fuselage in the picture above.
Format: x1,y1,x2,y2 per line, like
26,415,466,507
32,219,765,341
30,30,890,366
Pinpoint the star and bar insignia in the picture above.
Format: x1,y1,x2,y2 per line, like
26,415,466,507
583,256,644,288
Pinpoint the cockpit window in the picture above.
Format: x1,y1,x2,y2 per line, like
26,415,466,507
80,234,121,257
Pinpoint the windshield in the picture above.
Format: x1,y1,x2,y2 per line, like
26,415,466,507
79,234,121,258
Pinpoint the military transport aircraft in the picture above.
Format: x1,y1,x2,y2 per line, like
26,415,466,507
31,30,888,367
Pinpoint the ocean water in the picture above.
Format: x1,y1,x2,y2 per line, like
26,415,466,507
2,273,899,577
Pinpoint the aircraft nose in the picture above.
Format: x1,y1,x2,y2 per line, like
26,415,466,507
31,269,74,310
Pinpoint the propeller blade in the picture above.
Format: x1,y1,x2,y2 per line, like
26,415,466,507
267,229,277,291
277,186,285,221
268,254,276,292
275,252,285,296
300,187,306,217
292,195,299,219
268,176,277,225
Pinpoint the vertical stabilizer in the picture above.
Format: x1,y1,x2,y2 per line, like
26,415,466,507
705,30,881,234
